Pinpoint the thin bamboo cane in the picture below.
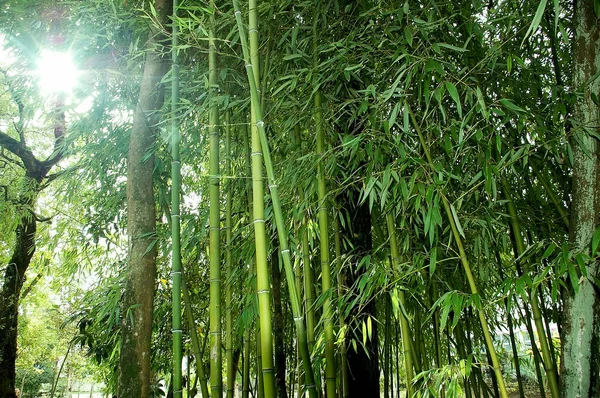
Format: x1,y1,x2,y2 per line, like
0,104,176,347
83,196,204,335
386,214,414,398
225,111,235,398
312,19,336,398
303,220,316,355
333,211,349,398
182,278,210,398
170,1,183,396
501,179,560,398
208,9,223,396
232,2,317,397
407,104,509,398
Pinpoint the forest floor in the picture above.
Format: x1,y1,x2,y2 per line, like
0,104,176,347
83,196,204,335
507,381,551,398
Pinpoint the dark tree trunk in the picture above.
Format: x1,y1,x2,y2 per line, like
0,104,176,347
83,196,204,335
0,95,65,397
340,197,379,398
117,1,170,396
0,208,37,398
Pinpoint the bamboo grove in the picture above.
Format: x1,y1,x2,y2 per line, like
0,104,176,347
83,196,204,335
0,0,599,397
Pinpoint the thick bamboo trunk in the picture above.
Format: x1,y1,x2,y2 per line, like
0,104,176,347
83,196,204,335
170,1,183,395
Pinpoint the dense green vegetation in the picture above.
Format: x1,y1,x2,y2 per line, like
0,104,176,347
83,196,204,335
0,0,598,397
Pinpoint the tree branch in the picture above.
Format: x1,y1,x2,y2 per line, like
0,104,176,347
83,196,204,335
0,130,39,172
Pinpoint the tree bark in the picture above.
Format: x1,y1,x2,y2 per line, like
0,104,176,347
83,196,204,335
0,94,65,397
561,2,600,397
117,1,170,396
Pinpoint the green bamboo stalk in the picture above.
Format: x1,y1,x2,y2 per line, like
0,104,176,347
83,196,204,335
333,213,349,398
182,278,210,398
501,179,560,398
257,329,266,398
386,214,414,398
530,161,569,227
232,2,317,397
407,104,509,398
302,221,316,355
384,294,391,398
225,111,235,398
170,2,183,396
240,1,276,397
242,118,254,398
242,329,251,398
311,19,336,398
208,8,223,397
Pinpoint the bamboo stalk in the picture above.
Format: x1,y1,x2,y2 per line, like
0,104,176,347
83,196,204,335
232,2,317,397
225,111,235,398
501,179,560,398
333,210,349,398
170,1,183,396
386,214,414,398
208,7,223,396
182,278,210,398
312,18,336,398
407,104,509,398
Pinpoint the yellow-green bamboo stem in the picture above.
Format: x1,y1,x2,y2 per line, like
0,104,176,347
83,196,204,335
233,2,317,397
312,20,336,397
408,104,509,398
386,214,414,398
333,213,349,398
225,111,235,398
302,219,316,354
208,11,223,397
243,1,276,396
170,2,182,396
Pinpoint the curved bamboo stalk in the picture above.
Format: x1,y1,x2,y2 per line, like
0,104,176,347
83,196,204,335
408,104,509,398
501,179,560,398
182,278,210,398
232,2,317,397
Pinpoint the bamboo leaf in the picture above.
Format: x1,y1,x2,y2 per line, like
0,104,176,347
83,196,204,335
389,102,400,128
522,0,548,46
429,247,437,275
449,203,465,238
499,98,526,113
445,82,462,117
436,43,468,52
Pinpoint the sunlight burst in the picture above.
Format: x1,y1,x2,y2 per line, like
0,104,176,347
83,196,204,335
36,50,79,95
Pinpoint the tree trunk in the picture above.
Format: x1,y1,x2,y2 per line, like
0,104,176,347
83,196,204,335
0,94,65,397
0,205,37,397
118,1,170,396
561,1,600,396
